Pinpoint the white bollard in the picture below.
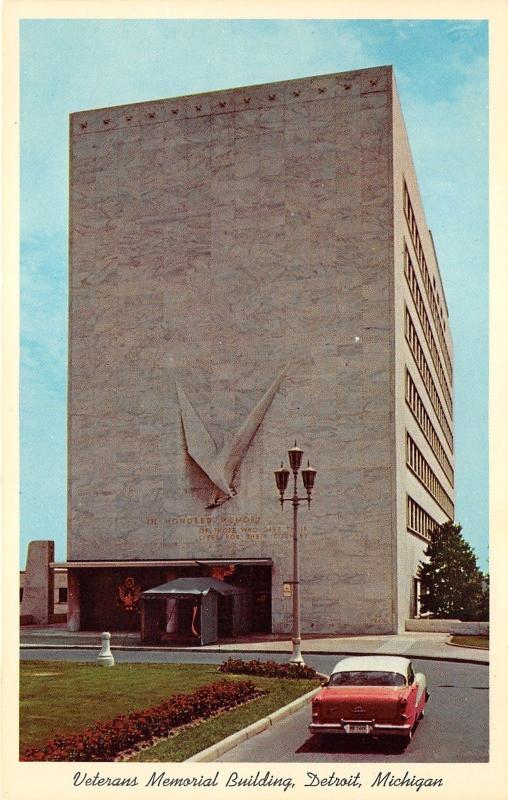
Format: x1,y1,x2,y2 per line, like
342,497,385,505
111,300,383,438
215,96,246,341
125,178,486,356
97,631,115,667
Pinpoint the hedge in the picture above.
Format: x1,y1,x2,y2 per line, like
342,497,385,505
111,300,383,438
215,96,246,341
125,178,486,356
21,679,260,762
219,657,317,680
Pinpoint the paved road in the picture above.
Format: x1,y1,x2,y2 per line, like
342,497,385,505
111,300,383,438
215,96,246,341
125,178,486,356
20,648,336,671
216,659,488,763
21,649,488,762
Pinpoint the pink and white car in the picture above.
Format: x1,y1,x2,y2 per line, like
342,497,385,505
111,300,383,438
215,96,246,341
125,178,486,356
310,655,428,743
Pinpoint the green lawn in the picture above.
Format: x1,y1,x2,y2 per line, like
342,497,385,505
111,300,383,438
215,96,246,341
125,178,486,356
20,661,318,760
450,635,489,650
20,661,228,752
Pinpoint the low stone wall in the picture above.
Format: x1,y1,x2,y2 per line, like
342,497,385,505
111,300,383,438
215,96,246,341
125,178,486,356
448,621,489,636
406,619,489,635
405,619,461,633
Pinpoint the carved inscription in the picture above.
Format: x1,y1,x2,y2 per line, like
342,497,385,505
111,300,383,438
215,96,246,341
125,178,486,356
146,514,262,526
146,514,308,543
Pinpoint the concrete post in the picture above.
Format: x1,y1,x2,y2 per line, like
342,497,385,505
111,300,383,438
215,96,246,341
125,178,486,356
97,632,115,666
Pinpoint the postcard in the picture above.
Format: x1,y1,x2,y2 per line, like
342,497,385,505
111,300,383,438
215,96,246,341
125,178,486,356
3,2,507,799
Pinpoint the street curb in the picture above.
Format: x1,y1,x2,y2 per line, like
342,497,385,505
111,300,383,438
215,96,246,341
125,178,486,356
19,643,489,665
185,686,321,762
446,636,489,652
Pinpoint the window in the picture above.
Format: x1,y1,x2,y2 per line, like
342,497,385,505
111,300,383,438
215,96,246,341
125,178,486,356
406,495,441,541
58,588,68,603
404,245,453,415
403,182,453,382
405,368,454,485
406,433,454,519
329,671,406,687
405,308,453,449
412,578,422,617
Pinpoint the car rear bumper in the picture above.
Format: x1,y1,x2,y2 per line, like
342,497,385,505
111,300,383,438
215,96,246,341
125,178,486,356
309,721,412,736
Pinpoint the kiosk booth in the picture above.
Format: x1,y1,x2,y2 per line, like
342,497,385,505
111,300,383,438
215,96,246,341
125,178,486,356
141,577,251,645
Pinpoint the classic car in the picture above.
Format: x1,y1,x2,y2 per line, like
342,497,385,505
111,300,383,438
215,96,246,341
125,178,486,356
309,655,428,742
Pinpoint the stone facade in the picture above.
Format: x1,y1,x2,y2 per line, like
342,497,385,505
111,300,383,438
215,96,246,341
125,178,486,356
67,66,454,634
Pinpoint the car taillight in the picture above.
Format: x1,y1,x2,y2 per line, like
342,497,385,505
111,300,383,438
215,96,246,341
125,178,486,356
312,698,321,719
398,696,408,706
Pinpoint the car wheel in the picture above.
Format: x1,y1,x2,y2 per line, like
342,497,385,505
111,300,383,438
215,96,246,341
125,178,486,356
400,725,414,745
395,730,412,749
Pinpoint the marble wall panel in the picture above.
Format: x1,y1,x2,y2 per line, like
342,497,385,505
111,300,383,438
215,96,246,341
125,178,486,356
69,69,402,632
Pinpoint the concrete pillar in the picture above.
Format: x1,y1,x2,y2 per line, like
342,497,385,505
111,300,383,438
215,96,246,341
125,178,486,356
67,569,81,631
97,632,115,666
20,540,54,625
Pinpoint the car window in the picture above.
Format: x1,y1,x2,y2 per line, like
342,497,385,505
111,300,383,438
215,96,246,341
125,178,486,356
408,664,415,684
329,670,406,687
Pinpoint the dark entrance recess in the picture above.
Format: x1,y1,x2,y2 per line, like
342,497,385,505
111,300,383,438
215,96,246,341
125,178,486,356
77,562,272,634
79,568,168,632
226,563,272,633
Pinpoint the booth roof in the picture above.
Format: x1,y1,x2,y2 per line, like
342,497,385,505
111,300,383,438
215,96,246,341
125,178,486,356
141,577,247,597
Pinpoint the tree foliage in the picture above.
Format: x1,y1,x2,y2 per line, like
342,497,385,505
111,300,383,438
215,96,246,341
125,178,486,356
418,521,488,620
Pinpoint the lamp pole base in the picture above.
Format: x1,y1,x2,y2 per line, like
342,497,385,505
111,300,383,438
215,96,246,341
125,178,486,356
289,640,305,665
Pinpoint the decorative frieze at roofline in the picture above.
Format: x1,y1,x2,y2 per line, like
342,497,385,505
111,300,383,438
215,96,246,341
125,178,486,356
70,66,393,137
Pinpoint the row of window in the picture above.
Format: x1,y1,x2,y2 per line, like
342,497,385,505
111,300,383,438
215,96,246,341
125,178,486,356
407,494,440,541
406,432,454,519
405,369,454,486
404,244,453,415
403,182,453,383
405,308,453,449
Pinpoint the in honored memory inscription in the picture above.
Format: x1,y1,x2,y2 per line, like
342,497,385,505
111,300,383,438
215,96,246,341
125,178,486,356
145,514,308,543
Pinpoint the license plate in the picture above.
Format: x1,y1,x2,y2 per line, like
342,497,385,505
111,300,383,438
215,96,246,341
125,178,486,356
344,723,371,734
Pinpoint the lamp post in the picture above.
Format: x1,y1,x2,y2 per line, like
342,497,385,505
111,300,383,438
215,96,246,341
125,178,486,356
275,442,317,664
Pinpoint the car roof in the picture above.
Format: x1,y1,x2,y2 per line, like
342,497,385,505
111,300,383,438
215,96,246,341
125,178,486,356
330,656,411,676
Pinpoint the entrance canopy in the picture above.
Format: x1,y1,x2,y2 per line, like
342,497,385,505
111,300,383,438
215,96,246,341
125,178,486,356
142,577,247,597
52,558,272,569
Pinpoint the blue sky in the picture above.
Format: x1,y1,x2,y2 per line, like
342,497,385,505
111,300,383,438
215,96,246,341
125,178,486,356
20,18,488,569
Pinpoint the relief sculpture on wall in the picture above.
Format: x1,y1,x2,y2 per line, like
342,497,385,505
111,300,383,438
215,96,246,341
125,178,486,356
176,363,288,508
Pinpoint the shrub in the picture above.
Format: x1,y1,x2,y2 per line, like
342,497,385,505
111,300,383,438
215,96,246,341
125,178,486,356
21,679,260,762
219,657,317,680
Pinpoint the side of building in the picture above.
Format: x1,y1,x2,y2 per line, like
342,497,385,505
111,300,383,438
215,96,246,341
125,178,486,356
392,76,455,630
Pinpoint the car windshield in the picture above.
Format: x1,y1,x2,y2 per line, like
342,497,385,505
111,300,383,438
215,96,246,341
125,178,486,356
329,670,406,687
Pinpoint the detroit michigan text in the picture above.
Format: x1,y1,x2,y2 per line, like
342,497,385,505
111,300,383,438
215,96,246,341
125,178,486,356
73,770,444,793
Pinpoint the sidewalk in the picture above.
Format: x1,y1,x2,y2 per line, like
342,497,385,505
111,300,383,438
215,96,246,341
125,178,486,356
20,625,488,664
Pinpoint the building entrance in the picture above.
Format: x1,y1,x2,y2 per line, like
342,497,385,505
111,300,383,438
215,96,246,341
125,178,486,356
71,560,272,635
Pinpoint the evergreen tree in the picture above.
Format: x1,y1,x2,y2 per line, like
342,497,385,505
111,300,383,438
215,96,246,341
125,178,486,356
417,521,488,620
476,573,490,621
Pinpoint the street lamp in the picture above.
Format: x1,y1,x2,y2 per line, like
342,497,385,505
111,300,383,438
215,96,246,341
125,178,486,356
274,442,317,664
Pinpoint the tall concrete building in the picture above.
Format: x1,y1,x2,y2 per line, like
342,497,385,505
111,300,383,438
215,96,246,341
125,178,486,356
64,66,454,636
